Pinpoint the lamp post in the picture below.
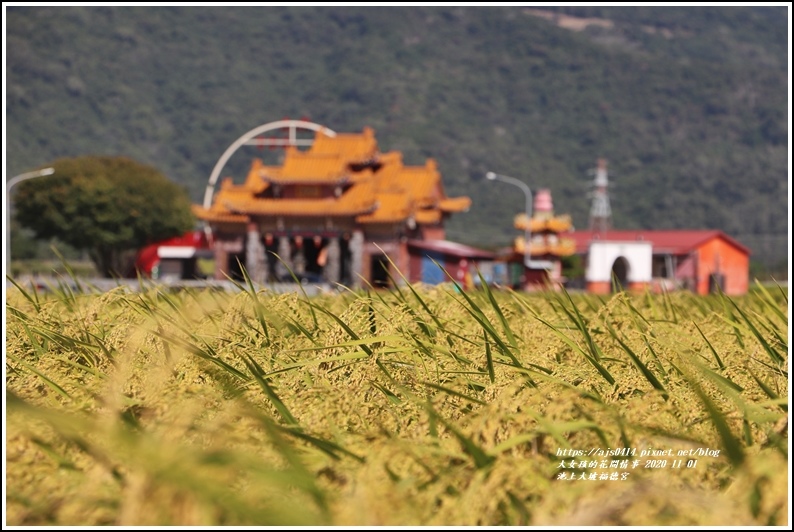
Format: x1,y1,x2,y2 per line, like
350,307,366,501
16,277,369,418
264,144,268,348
485,171,553,272
6,167,55,268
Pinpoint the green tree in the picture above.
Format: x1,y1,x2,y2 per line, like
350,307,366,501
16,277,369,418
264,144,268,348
14,156,195,277
561,253,585,284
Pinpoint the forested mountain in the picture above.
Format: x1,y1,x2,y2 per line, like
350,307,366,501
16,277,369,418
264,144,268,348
6,6,789,267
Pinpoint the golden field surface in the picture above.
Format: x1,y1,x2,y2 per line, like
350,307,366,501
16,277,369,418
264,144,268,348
4,277,790,526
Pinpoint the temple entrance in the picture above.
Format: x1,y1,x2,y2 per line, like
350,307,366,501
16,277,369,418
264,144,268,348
371,254,390,288
339,235,352,286
229,252,247,281
709,273,726,294
260,234,352,284
611,256,629,292
303,236,326,281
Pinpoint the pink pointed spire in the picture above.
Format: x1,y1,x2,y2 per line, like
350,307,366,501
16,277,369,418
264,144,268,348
534,188,553,215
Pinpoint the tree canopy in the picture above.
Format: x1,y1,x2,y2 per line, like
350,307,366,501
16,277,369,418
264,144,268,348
14,156,196,277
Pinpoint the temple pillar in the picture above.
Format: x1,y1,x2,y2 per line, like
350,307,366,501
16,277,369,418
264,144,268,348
277,236,292,280
263,234,277,282
293,236,306,276
350,230,364,289
325,237,341,285
246,223,267,284
214,246,228,281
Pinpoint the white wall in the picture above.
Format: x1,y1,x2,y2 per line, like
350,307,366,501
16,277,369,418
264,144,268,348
586,241,652,283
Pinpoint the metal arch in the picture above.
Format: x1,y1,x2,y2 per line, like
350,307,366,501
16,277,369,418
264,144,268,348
202,119,336,210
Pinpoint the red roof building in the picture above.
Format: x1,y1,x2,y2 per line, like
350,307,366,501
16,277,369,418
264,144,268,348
133,230,213,280
568,230,751,295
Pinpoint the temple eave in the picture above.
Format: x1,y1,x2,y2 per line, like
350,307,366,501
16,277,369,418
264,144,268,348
192,205,250,223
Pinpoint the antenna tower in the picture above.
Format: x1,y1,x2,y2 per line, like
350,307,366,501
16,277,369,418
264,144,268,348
589,158,612,233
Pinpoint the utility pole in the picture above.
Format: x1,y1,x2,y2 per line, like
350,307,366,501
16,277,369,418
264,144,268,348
589,158,611,234
6,167,55,269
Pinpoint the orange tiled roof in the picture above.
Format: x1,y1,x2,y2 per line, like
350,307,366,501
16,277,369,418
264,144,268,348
194,126,471,227
514,236,576,257
222,178,377,217
438,197,472,213
191,205,249,223
217,179,261,201
242,159,270,193
414,209,442,225
221,197,375,217
370,155,470,214
264,147,349,185
258,128,380,185
378,158,438,207
356,192,412,223
515,213,573,232
310,126,378,161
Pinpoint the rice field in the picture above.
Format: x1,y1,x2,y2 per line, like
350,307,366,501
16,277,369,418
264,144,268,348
4,271,789,526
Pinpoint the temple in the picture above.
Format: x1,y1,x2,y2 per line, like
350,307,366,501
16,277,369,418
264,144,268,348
511,188,576,288
192,126,472,288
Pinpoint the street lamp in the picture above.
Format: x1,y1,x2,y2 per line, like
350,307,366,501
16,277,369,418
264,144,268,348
6,167,55,268
485,171,553,271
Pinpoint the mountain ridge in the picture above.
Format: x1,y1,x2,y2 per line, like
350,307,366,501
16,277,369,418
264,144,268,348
6,6,789,266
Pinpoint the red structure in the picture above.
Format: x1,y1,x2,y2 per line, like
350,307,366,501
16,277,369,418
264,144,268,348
134,230,213,280
568,230,751,295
